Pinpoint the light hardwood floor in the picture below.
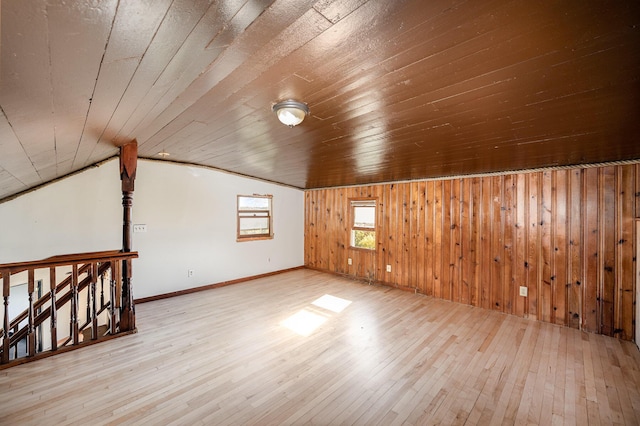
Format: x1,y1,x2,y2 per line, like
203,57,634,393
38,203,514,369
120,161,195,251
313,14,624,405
2,269,640,425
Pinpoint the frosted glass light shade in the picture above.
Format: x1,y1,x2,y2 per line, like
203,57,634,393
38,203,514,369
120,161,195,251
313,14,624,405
272,100,309,127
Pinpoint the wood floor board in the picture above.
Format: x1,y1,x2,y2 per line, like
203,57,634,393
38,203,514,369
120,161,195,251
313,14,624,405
1,269,640,425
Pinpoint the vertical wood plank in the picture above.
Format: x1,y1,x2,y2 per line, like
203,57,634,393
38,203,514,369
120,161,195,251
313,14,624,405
514,174,527,317
503,174,515,315
540,171,553,323
304,192,310,267
369,186,379,281
553,170,568,326
568,169,583,330
600,167,616,336
416,182,426,293
451,179,462,303
401,183,411,288
461,178,472,305
441,180,452,301
335,188,346,275
583,168,599,333
527,173,540,320
471,177,481,307
378,185,388,282
425,181,435,296
329,189,338,274
491,176,503,311
480,177,492,310
305,192,315,268
389,184,399,285
636,163,640,218
433,181,443,298
616,165,635,340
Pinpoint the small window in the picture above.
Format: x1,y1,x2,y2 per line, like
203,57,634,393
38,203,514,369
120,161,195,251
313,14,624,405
237,195,273,241
350,199,376,250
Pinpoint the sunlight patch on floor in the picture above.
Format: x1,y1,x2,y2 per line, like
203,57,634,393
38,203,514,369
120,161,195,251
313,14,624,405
311,294,352,313
281,309,328,337
281,294,352,336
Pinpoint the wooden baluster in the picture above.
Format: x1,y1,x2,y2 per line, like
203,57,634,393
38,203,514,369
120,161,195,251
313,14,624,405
11,323,19,360
121,258,135,331
71,264,79,345
27,269,36,357
36,280,43,353
86,266,92,328
109,260,118,334
115,260,122,310
91,262,98,340
100,266,105,309
2,269,10,364
50,267,57,351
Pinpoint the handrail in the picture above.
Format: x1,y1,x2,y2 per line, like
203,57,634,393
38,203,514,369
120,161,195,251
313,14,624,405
0,250,136,275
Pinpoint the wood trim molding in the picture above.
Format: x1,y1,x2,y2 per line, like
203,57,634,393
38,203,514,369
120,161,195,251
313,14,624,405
134,266,305,304
304,265,417,293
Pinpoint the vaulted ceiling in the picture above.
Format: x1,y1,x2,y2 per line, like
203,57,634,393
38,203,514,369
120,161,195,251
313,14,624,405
1,0,639,201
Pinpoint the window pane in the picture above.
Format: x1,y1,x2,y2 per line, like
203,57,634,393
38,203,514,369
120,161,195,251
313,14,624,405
238,196,270,210
354,206,375,228
351,230,375,249
239,217,270,235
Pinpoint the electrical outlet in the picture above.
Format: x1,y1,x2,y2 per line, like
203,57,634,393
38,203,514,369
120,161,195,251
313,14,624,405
133,224,147,233
188,270,194,278
519,286,528,297
348,258,352,265
386,264,392,273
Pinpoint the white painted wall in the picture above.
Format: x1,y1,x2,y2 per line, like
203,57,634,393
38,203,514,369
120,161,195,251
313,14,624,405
0,158,304,299
0,160,122,262
131,159,304,298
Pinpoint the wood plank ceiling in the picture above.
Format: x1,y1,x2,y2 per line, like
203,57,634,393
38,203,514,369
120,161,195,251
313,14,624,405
1,0,639,200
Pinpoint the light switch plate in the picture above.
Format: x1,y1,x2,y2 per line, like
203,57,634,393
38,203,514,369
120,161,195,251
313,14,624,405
133,224,147,233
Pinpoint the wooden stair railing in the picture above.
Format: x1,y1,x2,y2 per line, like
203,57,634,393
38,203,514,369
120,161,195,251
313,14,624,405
0,250,138,369
4,261,94,339
6,261,112,350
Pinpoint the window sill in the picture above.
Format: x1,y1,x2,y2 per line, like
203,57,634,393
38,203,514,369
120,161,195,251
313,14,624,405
349,246,376,252
237,235,274,242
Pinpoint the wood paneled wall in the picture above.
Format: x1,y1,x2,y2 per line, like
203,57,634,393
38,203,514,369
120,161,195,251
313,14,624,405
305,164,639,340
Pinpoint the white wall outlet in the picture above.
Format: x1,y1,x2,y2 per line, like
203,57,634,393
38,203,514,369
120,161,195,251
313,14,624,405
133,224,147,233
519,286,528,297
348,258,352,265
386,264,392,273
188,269,194,278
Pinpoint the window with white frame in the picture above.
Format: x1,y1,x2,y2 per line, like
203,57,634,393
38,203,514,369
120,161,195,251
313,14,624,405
350,199,376,250
237,195,273,241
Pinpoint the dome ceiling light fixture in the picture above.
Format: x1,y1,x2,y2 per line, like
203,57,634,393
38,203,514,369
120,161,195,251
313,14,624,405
272,100,309,127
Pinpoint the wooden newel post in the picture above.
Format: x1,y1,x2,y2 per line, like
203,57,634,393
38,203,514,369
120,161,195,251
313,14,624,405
119,141,137,331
